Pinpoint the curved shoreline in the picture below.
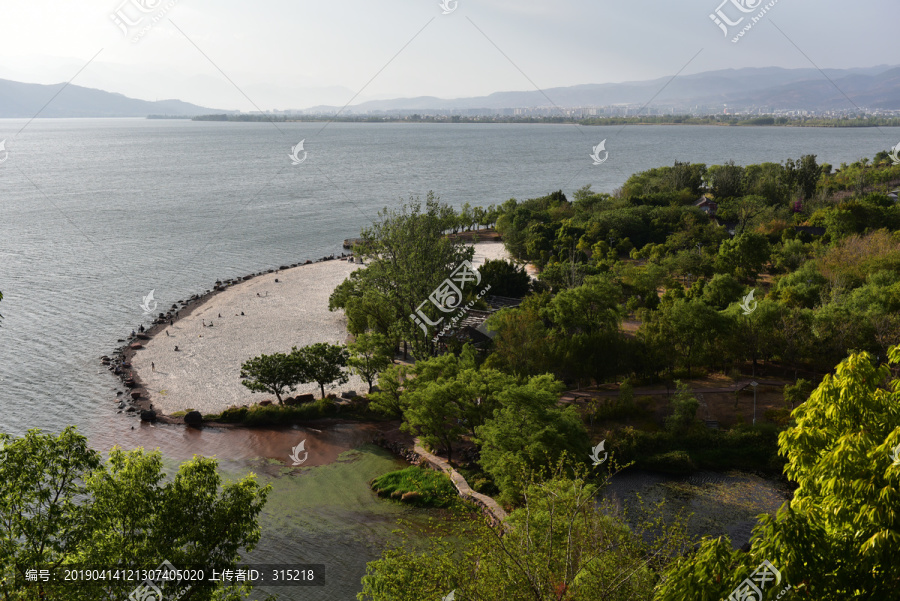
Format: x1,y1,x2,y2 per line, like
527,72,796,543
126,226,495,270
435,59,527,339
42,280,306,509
102,252,354,423
103,239,512,422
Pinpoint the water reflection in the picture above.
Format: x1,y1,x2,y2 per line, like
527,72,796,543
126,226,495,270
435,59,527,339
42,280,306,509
602,469,791,549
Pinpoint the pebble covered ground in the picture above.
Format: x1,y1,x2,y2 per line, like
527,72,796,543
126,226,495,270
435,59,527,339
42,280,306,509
133,241,511,415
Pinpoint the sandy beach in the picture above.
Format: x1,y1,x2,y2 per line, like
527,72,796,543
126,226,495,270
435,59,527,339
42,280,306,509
132,241,511,415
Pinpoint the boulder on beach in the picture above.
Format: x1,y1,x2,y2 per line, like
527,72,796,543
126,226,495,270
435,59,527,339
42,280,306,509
184,411,203,427
292,393,316,404
129,343,143,350
140,409,157,422
259,399,273,406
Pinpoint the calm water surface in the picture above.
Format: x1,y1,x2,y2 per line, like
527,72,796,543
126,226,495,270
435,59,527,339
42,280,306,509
0,120,888,597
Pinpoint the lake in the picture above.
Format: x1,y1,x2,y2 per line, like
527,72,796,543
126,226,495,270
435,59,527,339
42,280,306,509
0,119,889,598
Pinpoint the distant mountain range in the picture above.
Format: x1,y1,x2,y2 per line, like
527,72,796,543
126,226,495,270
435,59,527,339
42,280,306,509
1,65,899,118
308,65,900,114
0,78,225,118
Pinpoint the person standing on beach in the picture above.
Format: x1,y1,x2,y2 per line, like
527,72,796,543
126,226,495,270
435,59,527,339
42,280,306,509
151,362,155,372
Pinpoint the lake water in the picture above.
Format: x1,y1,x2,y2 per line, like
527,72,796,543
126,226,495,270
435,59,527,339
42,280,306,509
0,119,890,598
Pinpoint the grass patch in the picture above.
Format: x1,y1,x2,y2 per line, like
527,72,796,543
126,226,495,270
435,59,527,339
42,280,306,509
170,411,187,418
370,466,457,508
211,397,383,425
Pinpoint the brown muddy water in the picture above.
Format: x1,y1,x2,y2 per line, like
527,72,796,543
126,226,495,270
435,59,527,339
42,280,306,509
89,418,429,601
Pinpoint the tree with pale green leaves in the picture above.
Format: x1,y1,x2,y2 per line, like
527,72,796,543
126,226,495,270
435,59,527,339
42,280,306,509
654,347,900,600
358,475,689,601
0,427,271,601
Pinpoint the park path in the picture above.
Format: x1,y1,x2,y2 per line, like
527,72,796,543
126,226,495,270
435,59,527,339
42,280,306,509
413,438,508,526
560,379,785,403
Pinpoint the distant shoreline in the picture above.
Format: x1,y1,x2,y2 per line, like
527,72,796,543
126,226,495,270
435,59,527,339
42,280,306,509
160,114,900,128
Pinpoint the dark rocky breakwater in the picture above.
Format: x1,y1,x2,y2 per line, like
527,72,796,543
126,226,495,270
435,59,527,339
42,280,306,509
102,252,356,424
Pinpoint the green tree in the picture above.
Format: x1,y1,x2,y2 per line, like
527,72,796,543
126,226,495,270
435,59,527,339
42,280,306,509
359,476,688,601
293,343,349,399
329,193,475,358
701,273,744,310
664,381,699,433
782,377,813,410
399,346,515,459
655,347,900,600
0,427,271,601
239,350,301,404
475,375,588,504
639,298,724,378
714,232,771,282
541,275,623,336
368,364,408,417
707,160,744,199
796,154,822,200
483,294,554,377
477,258,530,298
347,332,393,393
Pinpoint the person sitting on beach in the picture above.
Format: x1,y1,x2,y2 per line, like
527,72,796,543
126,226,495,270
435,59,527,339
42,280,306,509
174,346,179,351
241,311,245,316
208,321,213,327
256,293,260,297
202,319,206,327
131,330,136,337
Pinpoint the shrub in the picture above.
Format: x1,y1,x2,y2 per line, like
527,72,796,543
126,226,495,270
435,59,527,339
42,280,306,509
218,406,248,423
643,450,695,475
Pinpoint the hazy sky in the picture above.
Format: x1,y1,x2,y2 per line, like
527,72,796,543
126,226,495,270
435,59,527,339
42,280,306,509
0,0,895,111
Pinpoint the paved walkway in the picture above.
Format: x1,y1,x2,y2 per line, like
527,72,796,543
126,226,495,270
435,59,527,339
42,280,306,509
560,380,785,403
413,439,508,526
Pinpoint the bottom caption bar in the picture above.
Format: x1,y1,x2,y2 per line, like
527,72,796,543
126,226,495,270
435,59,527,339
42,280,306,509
26,564,326,587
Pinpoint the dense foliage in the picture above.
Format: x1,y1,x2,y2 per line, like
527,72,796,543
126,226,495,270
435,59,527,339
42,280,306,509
0,427,271,601
358,476,689,601
655,347,900,600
